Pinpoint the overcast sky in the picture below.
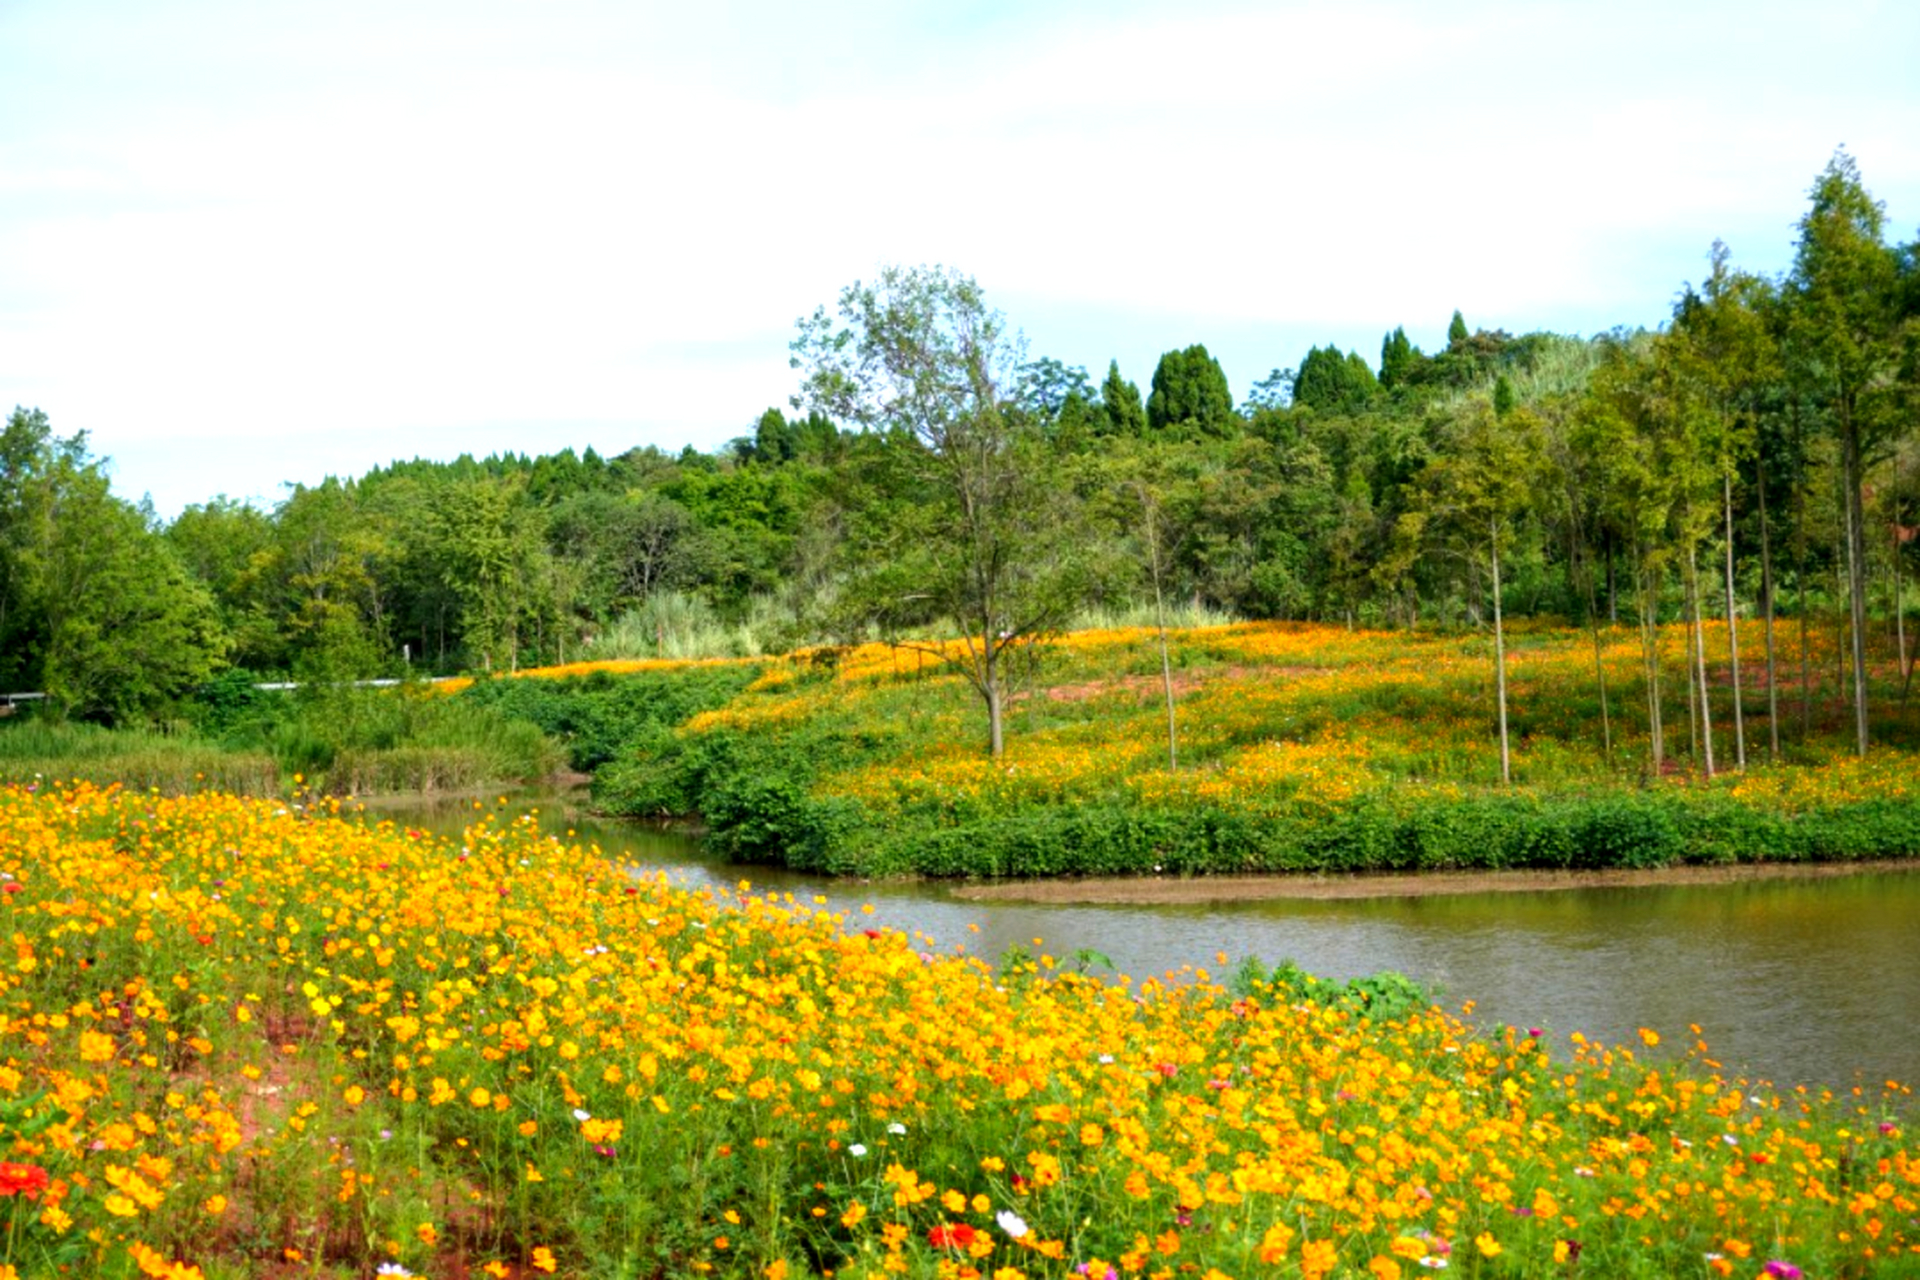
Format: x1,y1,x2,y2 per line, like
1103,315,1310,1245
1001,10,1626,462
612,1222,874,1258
3,0,1916,518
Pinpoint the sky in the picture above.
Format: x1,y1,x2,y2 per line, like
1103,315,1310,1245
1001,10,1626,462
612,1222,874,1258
3,0,1917,519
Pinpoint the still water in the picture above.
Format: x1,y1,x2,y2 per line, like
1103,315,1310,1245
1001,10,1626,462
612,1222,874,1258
364,793,1920,1095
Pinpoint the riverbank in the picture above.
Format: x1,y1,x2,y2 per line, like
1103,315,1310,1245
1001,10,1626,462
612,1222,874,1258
954,855,1920,903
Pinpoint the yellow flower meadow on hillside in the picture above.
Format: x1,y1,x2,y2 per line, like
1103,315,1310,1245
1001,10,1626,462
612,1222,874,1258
635,620,1920,860
0,781,1913,1277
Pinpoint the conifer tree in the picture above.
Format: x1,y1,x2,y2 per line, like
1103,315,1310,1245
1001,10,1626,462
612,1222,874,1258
1099,360,1147,437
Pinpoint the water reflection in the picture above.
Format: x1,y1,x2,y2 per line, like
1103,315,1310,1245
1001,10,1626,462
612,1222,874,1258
357,793,1920,1092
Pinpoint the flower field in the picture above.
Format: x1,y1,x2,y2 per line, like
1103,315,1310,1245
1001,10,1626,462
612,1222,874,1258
1,783,1916,1277
577,620,1920,877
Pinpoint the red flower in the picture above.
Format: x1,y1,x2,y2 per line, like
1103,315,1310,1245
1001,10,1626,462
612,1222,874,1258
2,883,21,895
0,1162,49,1199
928,1223,979,1249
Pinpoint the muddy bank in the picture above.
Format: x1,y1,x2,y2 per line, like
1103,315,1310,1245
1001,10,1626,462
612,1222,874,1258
950,857,1920,904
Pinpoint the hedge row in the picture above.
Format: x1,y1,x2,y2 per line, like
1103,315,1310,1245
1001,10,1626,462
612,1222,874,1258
692,773,1920,879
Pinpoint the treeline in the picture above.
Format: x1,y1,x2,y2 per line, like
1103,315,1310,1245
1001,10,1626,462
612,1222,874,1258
3,151,1916,743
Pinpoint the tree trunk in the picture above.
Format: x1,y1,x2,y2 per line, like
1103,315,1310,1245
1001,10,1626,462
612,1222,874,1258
1797,472,1813,740
1684,578,1698,763
1832,515,1849,714
1636,547,1664,773
1896,524,1909,711
1900,443,1915,710
1147,514,1178,772
1843,409,1871,755
1605,528,1618,624
1491,519,1511,786
1722,471,1746,770
985,663,1006,760
1757,462,1780,761
1570,497,1612,765
1688,541,1715,778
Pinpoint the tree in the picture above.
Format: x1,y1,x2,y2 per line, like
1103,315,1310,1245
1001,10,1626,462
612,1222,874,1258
1015,358,1094,421
1578,339,1680,771
1241,368,1293,415
1379,326,1423,389
1787,149,1903,755
751,407,798,464
267,478,396,677
1412,397,1545,783
1671,241,1780,767
1146,345,1234,438
1,408,223,721
1448,310,1470,347
1016,358,1098,448
1098,361,1147,437
34,470,224,721
1293,345,1381,414
548,489,710,619
792,265,1099,757
0,408,74,691
165,496,278,671
423,473,548,673
1083,439,1196,770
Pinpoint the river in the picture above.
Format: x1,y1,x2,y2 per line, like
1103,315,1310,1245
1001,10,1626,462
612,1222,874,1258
361,792,1920,1095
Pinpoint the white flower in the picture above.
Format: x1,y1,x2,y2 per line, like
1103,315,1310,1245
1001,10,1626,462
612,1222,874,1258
848,1143,868,1157
887,1122,907,1135
376,1266,417,1278
996,1209,1029,1239
1417,1260,1449,1270
572,1109,591,1122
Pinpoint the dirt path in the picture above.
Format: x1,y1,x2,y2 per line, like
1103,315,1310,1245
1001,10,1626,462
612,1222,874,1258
949,858,1920,905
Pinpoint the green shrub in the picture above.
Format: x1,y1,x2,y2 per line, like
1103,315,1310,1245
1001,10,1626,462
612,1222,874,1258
462,665,759,772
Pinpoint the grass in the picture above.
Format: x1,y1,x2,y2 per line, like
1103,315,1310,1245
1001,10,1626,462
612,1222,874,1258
0,781,1912,1278
0,720,279,795
0,683,564,798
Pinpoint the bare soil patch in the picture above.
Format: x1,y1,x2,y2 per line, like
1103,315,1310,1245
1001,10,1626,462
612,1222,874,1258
951,858,1920,905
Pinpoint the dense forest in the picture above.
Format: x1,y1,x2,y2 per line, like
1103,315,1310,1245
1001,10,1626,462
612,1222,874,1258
3,151,1916,752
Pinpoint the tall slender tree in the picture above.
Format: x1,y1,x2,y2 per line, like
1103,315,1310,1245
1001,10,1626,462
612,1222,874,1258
1787,150,1903,755
1415,397,1545,783
1672,241,1780,769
